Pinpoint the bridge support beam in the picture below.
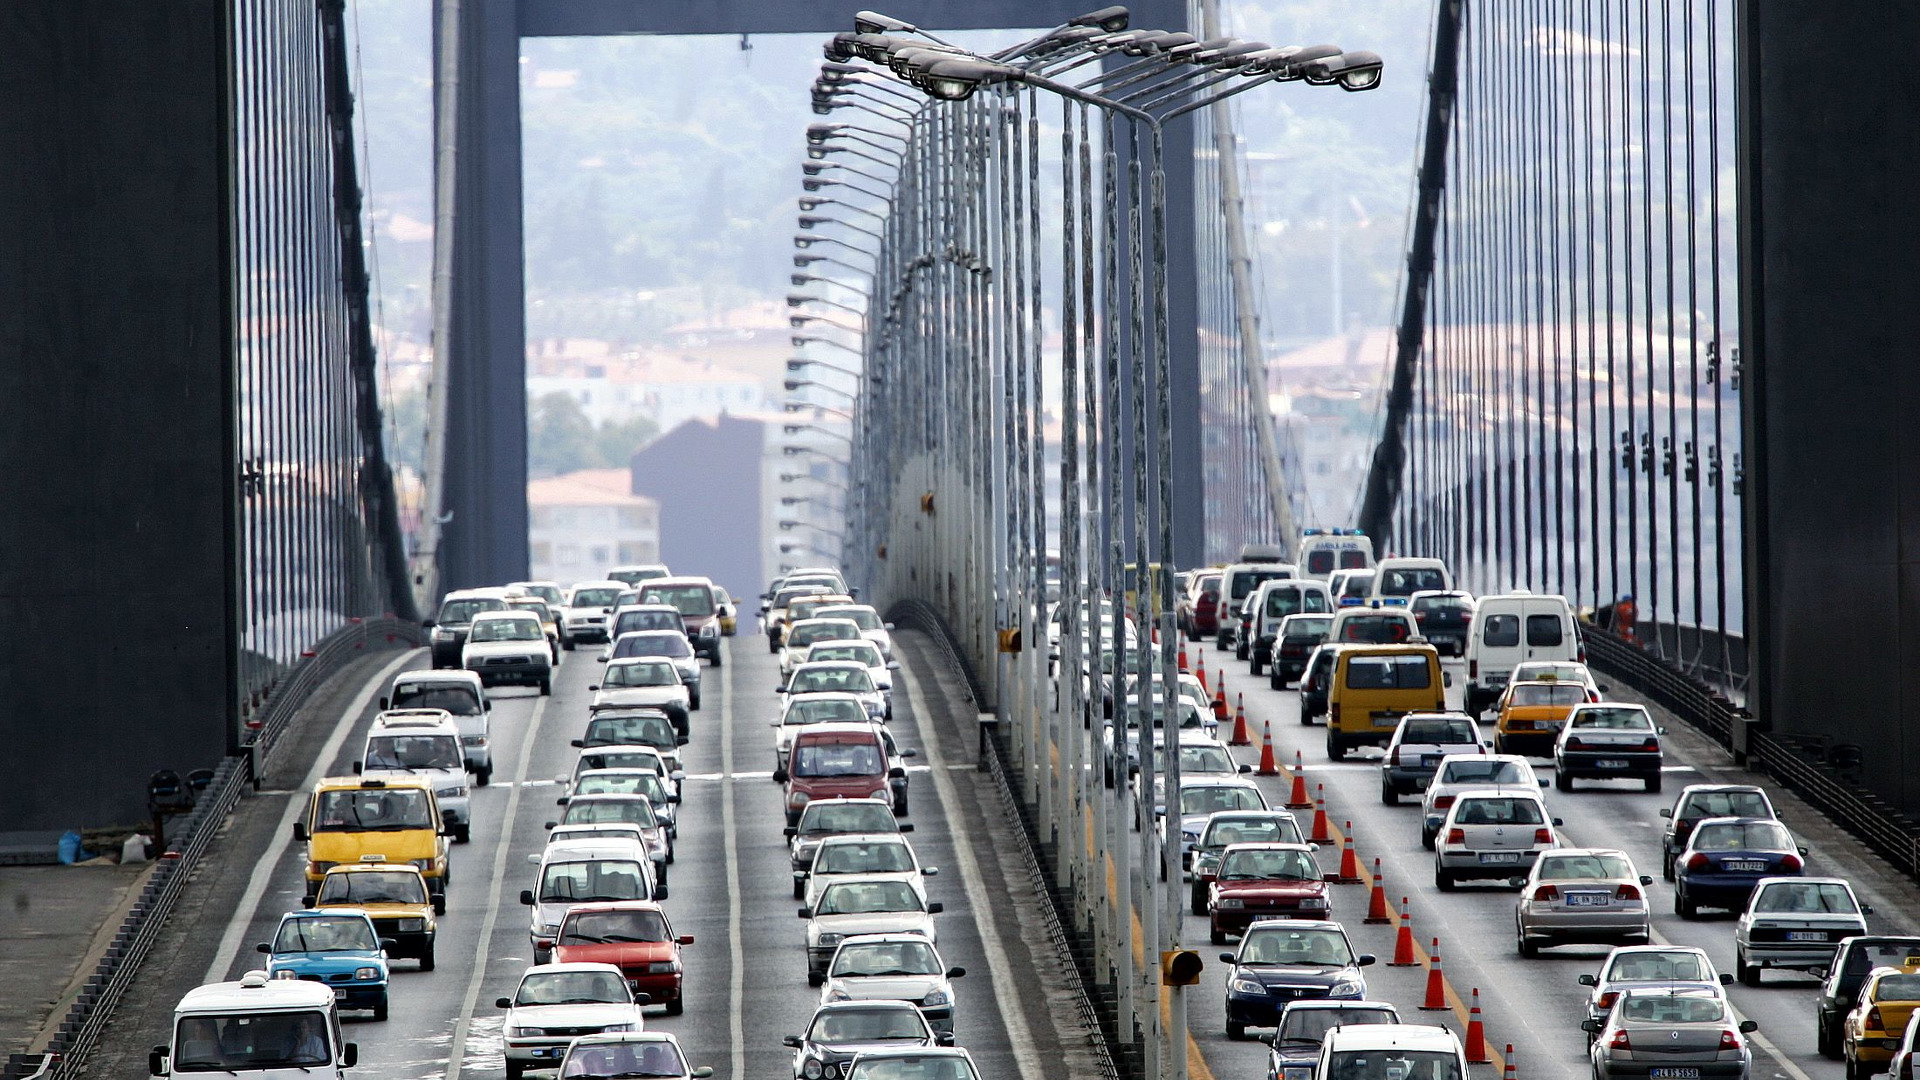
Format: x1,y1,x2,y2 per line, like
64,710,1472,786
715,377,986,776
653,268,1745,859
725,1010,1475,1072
1739,1,1920,811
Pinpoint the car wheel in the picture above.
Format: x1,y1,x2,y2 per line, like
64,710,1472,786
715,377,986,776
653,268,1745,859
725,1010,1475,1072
1326,734,1346,761
666,845,675,866
1381,782,1399,806
1737,949,1760,987
666,996,684,1017
1675,888,1696,920
1421,828,1436,851
1210,925,1226,946
768,637,780,654
794,878,807,900
1556,770,1573,793
1847,1045,1864,1080
808,970,825,988
373,996,389,1022
1517,925,1539,958
710,648,724,668
562,636,575,652
1270,670,1285,691
1645,772,1662,793
1236,642,1250,661
895,793,909,816
774,768,788,784
1249,655,1265,675
453,824,471,845
1819,1017,1840,1060
691,693,702,711
538,677,552,696
420,943,436,972
1435,866,1455,891
1662,851,1674,881
475,765,492,787
1190,883,1207,917
1226,1020,1246,1042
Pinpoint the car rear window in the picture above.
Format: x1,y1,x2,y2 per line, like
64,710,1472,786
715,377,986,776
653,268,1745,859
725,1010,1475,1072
1877,974,1920,1001
1691,822,1792,852
1680,790,1771,820
1307,551,1335,574
1455,797,1545,825
1344,655,1432,690
1340,551,1370,569
1481,614,1519,647
1525,613,1565,646
1509,683,1587,706
1570,707,1651,730
1622,993,1723,1024
1403,719,1474,744
1338,615,1413,644
1379,567,1446,596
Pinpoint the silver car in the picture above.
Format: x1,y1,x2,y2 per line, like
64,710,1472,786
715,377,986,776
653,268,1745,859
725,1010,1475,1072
1433,787,1561,890
1734,877,1871,986
1514,849,1652,957
1584,986,1756,1080
1577,945,1730,1039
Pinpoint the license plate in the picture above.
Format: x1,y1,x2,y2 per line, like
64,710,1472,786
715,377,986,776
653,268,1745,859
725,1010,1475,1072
1788,931,1826,942
535,1049,563,1059
1479,852,1521,864
1565,892,1610,907
1596,758,1628,769
1725,860,1767,872
1421,755,1442,768
1649,1070,1700,1079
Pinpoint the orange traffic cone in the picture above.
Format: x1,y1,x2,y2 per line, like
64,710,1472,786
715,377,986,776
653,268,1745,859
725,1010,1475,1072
1389,902,1418,965
1228,695,1251,746
1196,655,1209,696
1285,751,1311,808
1502,1047,1516,1080
1178,645,1189,673
1308,786,1332,843
1334,827,1363,883
1420,939,1448,1010
1363,859,1391,923
1212,677,1228,722
1465,988,1491,1063
1256,721,1278,776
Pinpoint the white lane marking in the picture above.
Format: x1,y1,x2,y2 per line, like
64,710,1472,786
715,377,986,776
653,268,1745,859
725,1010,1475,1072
899,662,1043,1080
445,692,549,1080
204,649,420,982
721,644,745,1080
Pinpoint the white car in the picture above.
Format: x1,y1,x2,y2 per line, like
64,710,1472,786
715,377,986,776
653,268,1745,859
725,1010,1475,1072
522,839,657,960
1419,754,1542,849
463,610,554,694
772,694,877,775
553,795,671,889
1317,1024,1467,1080
781,661,887,722
812,604,896,660
801,833,937,909
1576,945,1729,1036
1433,787,1561,890
498,964,645,1080
564,581,628,644
1734,877,1871,986
607,630,702,709
511,580,574,648
1509,659,1603,699
567,767,680,838
556,1032,710,1080
1554,703,1666,792
359,709,472,843
802,878,942,984
1380,712,1487,805
1173,777,1270,865
561,744,682,799
805,639,898,695
382,668,493,784
782,618,867,677
590,658,692,730
820,933,965,1034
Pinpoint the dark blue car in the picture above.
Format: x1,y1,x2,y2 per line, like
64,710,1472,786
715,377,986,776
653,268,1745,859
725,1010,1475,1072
1673,816,1805,918
1219,919,1375,1041
258,909,391,1019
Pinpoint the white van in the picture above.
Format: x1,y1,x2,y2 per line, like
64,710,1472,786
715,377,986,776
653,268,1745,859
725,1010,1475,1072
1368,557,1453,603
1295,529,1375,581
522,837,658,962
1246,580,1335,674
382,669,493,784
152,971,357,1079
1464,592,1582,714
359,710,471,843
1215,562,1297,650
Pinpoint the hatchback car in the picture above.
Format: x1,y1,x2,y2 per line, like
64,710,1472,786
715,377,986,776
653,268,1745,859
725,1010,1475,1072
1583,986,1757,1080
1577,946,1730,1040
256,909,390,1020
783,618,867,677
610,630,702,708
783,1001,952,1080
811,604,896,661
1842,966,1920,1078
1434,788,1561,890
565,582,628,644
773,693,878,778
557,1032,709,1080
497,963,646,1080
782,661,888,722
1269,613,1334,689
1380,713,1485,804
1513,848,1653,956
800,834,936,909
787,798,912,882
589,659,691,736
801,879,943,984
1660,785,1779,880
1264,1000,1400,1080
1735,877,1872,986
1491,680,1588,756
1554,703,1666,792
819,933,965,1035
1188,810,1306,914
1673,817,1805,917
1816,937,1920,1059
429,588,510,667
308,863,437,969
1419,754,1543,849
1208,843,1332,944
552,901,694,1016
1218,919,1377,1040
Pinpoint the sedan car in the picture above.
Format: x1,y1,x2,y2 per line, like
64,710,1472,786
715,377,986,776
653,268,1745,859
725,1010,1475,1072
806,639,896,696
1513,848,1652,957
1174,777,1269,867
497,963,646,1080
1735,877,1871,986
1420,755,1542,850
256,909,390,1020
1583,986,1757,1080
1434,788,1561,889
1380,712,1485,804
801,833,936,909
787,798,911,883
1269,613,1334,689
819,933,966,1035
1264,1000,1400,1080
1491,680,1587,756
1209,843,1332,944
1842,966,1920,1078
1407,590,1474,656
568,768,679,839
464,610,554,694
1887,1012,1920,1080
1188,810,1306,914
783,1001,952,1080
1554,703,1665,792
802,879,943,985
1577,946,1730,1040
557,1032,710,1080
811,604,895,661
845,1048,979,1080
1816,937,1920,1060
774,693,878,778
1660,785,1779,880
1673,817,1805,918
609,630,703,708
1218,919,1377,1040
589,659,691,736
783,618,867,677
782,661,888,722
552,901,694,1016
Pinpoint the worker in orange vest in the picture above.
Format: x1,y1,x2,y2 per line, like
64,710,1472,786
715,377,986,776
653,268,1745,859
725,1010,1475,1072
1614,595,1638,645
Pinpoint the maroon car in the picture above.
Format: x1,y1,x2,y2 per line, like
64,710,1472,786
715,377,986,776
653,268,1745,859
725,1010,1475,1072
1208,843,1330,944
1179,572,1224,641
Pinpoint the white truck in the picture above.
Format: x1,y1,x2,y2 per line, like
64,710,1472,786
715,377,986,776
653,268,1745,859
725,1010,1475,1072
151,971,357,1080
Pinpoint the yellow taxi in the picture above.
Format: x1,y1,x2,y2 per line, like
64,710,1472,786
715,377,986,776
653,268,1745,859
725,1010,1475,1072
1492,678,1590,756
1325,643,1445,760
308,862,440,970
1846,965,1920,1076
295,776,450,906
715,586,738,636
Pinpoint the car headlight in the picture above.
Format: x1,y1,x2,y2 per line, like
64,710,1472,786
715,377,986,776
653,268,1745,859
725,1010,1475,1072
815,933,844,948
824,988,851,1003
510,1026,542,1039
602,1024,635,1034
436,786,467,799
412,858,436,873
700,623,720,637
542,923,561,935
1229,977,1266,995
647,961,679,974
1329,977,1363,997
789,792,812,808
1299,897,1329,909
1216,898,1244,909
397,918,425,931
355,967,382,981
922,989,951,1007
273,969,299,980
803,1058,825,1080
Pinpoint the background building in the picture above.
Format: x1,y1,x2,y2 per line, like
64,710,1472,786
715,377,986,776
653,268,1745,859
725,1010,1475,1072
528,467,660,584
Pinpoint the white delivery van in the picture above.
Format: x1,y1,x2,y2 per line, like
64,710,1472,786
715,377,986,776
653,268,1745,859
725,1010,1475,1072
1464,592,1582,714
1368,557,1453,603
1295,529,1375,581
382,669,493,785
152,971,357,1080
1215,562,1297,651
359,710,472,843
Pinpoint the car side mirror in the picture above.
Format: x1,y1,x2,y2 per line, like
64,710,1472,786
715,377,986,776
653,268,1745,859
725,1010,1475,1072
1356,954,1376,967
292,822,309,842
1719,973,1733,985
632,992,651,1005
379,937,398,951
678,935,695,945
677,735,690,746
783,827,798,838
900,748,918,758
1552,818,1565,827
1739,1020,1759,1034
783,1036,803,1049
1239,764,1253,774
693,1069,714,1079
899,823,914,832
587,685,599,692
1658,808,1672,818
947,966,966,978
1538,778,1549,787
935,1032,955,1047
432,894,446,916
1580,1019,1602,1034
797,907,812,919
597,657,608,664
775,685,788,693
669,794,682,804
1219,952,1237,964
496,997,514,1009
255,942,271,954
1577,973,1597,987
341,1044,358,1069
927,902,944,914
544,821,557,830
1863,904,1875,915
1639,876,1653,886
770,721,782,728
1798,846,1809,856
571,739,585,748
1599,684,1612,693
556,797,570,806
349,761,362,774
152,1047,172,1076
519,889,535,905
888,661,902,670
889,766,907,779
378,696,390,710
301,895,314,908
1658,727,1669,735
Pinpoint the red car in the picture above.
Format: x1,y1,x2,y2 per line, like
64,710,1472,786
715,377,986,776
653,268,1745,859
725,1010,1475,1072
552,901,693,1015
1208,843,1330,944
1179,573,1224,641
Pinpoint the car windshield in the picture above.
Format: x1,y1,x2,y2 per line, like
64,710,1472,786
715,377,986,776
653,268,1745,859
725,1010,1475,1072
801,803,897,836
1218,848,1317,881
1201,817,1301,848
1621,992,1725,1024
577,751,663,775
1571,708,1651,730
816,880,922,916
561,1039,686,1079
1691,822,1793,852
1147,744,1235,774
810,645,882,666
539,861,649,903
1264,589,1331,619
1509,684,1587,706
1283,616,1333,638
364,734,463,771
615,633,693,660
815,841,915,874
563,799,659,829
1680,790,1771,821
1438,760,1527,785
438,598,506,624
515,969,630,1006
509,600,554,621
1344,655,1432,689
791,622,862,648
603,661,681,689
1754,881,1857,914
1325,1050,1462,1080
638,585,713,615
471,617,542,642
1337,615,1413,644
791,667,877,694
388,685,481,715
1239,928,1354,966
1401,719,1476,745
560,909,670,945
848,1057,977,1080
787,699,871,726
1454,797,1546,826
1604,951,1708,983
832,940,943,977
318,870,426,906
584,716,677,748
1181,786,1264,816
1379,567,1447,595
573,588,622,608
174,1011,334,1071
576,773,666,800
775,588,830,608
313,788,433,831
793,742,883,778
817,608,883,631
1535,853,1634,880
273,916,378,953
808,1007,928,1045
1276,1007,1397,1045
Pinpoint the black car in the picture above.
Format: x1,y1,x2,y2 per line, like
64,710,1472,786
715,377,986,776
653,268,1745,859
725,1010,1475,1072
1659,784,1778,879
783,1001,951,1080
1219,920,1376,1041
1815,936,1920,1059
1408,591,1474,656
428,591,508,668
1268,615,1333,689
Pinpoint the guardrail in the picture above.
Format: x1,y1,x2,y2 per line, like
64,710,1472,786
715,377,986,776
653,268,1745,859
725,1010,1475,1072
1582,625,1920,881
13,618,421,1080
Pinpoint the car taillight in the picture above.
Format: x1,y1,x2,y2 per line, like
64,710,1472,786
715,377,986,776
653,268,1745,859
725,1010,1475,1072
1434,795,1455,810
1533,884,1560,901
1445,828,1466,845
1614,883,1641,901
1609,1030,1631,1051
1687,853,1710,872
1577,646,1587,663
1641,738,1661,751
1718,1030,1742,1051
1597,992,1619,1011
1390,746,1402,765
1781,853,1803,872
1534,828,1554,845
1331,704,1342,723
1565,737,1585,750
1868,1007,1886,1032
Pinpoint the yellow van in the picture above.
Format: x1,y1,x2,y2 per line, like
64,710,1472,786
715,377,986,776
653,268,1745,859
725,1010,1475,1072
1325,644,1445,760
294,776,450,904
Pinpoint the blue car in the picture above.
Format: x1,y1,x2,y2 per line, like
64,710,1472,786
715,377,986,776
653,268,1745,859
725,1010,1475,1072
1218,919,1376,1041
1673,816,1806,918
257,909,391,1019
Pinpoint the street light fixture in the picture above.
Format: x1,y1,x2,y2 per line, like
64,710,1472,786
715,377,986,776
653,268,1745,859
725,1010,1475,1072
788,312,863,335
790,334,864,357
787,293,868,323
783,423,854,446
797,215,885,243
785,399,856,421
787,355,864,379
798,196,887,223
